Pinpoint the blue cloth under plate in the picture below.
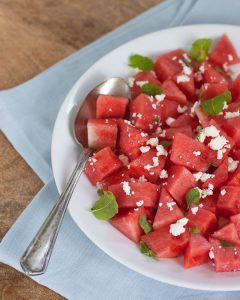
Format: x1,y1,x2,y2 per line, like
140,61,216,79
1,0,240,299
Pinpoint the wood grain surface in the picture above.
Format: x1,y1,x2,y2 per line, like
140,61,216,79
0,0,163,299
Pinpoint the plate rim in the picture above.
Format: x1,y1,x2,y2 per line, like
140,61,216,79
51,24,240,291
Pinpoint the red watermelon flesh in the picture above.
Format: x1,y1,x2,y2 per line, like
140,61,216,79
195,106,211,127
217,186,240,217
170,132,210,172
174,71,196,99
110,207,153,243
108,182,159,208
165,126,192,140
170,113,198,129
201,62,228,85
128,148,166,183
227,164,240,186
141,226,189,258
87,118,118,150
96,95,128,119
130,71,161,99
212,223,240,246
201,158,228,190
153,187,184,230
200,83,228,100
160,99,179,123
165,165,197,207
184,234,211,269
209,34,240,67
186,207,217,236
99,168,130,190
232,148,240,161
198,195,218,215
118,119,148,160
231,74,240,102
154,48,186,81
84,147,123,185
161,79,187,105
130,93,162,131
230,214,240,239
209,238,240,272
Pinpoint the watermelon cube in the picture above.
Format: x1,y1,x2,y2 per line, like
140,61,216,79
165,165,197,207
161,79,187,105
159,99,179,123
212,223,240,246
217,186,240,217
117,119,148,160
110,207,152,243
227,164,240,186
230,214,240,239
170,132,210,172
186,207,217,236
170,114,198,130
154,49,186,81
96,95,129,118
230,74,240,102
165,126,192,140
141,226,189,258
108,182,159,208
99,168,130,190
201,62,227,85
84,147,123,185
128,148,166,183
209,34,240,67
195,106,211,127
198,195,217,215
209,238,240,272
87,118,118,150
184,234,211,269
201,158,228,190
174,72,196,99
153,187,184,230
200,83,228,100
130,71,161,99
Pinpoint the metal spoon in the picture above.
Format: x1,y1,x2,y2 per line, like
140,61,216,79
20,77,130,276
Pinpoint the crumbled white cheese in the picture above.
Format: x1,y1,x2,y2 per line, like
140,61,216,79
167,201,176,211
193,151,201,156
139,146,151,153
208,135,229,150
177,74,190,83
190,101,200,116
209,247,215,259
228,157,239,173
199,203,204,208
199,64,205,73
140,132,148,137
147,137,159,147
193,172,215,183
169,218,189,236
201,184,214,198
152,156,159,166
128,77,135,87
159,169,168,179
228,54,233,61
122,181,131,196
172,56,177,60
135,80,149,87
177,105,188,113
199,125,220,143
118,154,129,166
136,200,144,207
138,175,147,182
220,189,226,196
159,130,166,138
191,206,199,215
159,202,163,207
166,117,175,126
225,110,240,119
156,144,168,156
155,94,165,102
152,103,157,110
137,113,142,119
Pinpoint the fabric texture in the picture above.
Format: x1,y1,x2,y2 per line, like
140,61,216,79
1,0,240,299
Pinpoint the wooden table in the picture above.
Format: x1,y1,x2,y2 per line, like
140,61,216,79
0,0,162,298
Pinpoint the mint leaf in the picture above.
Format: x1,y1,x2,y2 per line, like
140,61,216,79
139,241,157,259
139,214,153,234
189,227,200,234
220,240,236,248
91,190,118,220
141,83,162,96
161,140,172,148
128,54,154,71
201,91,231,116
190,38,212,63
185,188,201,209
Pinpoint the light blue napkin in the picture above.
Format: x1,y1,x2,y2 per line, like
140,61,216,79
1,0,240,299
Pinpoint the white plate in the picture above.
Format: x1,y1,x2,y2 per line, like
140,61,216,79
52,24,240,291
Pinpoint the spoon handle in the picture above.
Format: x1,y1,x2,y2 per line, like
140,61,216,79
20,148,92,276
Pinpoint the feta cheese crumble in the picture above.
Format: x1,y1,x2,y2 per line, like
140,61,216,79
136,200,144,207
118,154,129,166
147,137,159,147
127,77,135,87
193,150,201,156
159,169,168,179
177,74,190,83
228,157,239,173
177,105,188,113
191,206,199,215
122,181,131,196
166,117,175,126
209,247,215,259
139,146,151,153
135,80,149,87
225,110,240,119
167,202,176,211
155,94,165,102
169,218,189,236
220,189,226,196
193,172,215,183
156,144,168,156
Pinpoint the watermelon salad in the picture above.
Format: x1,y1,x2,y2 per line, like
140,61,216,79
84,34,240,272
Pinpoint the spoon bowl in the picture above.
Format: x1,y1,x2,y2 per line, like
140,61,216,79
20,77,130,276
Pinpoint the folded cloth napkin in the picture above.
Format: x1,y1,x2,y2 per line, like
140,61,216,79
1,0,240,299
